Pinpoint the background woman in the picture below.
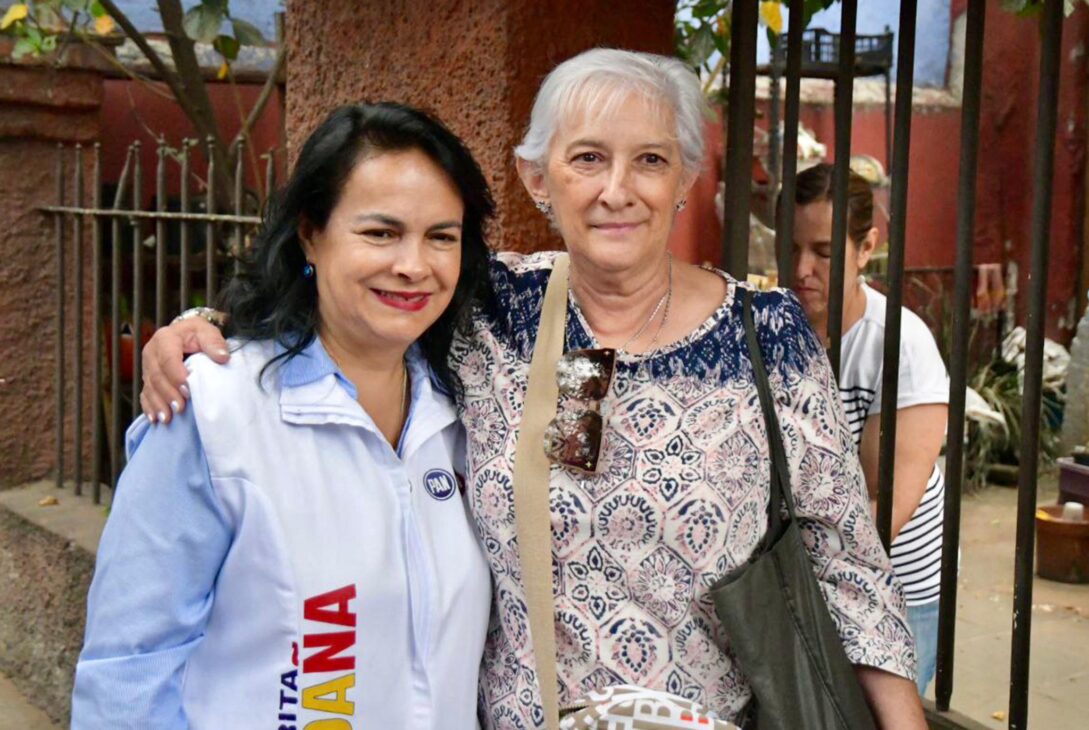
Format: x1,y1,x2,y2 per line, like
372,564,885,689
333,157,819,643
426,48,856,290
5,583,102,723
72,103,493,729
789,163,950,696
140,51,925,728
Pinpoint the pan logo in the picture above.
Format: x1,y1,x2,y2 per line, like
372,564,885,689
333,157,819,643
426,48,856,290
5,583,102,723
423,469,457,501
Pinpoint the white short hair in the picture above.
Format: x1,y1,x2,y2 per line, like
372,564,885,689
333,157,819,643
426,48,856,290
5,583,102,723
514,48,709,174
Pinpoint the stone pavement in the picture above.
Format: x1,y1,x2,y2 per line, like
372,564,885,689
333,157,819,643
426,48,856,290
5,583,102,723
930,472,1089,728
0,670,60,730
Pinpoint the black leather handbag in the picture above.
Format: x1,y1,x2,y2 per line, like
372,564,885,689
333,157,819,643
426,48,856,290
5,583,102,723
709,290,878,730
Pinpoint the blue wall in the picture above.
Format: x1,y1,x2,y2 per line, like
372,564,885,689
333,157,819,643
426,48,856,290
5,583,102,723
755,0,952,88
112,0,281,40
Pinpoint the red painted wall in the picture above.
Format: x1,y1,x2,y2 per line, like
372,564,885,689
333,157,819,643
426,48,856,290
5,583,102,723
671,4,1089,342
97,78,285,207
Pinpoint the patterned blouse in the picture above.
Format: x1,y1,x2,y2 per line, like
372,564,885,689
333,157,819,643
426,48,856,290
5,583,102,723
451,251,915,729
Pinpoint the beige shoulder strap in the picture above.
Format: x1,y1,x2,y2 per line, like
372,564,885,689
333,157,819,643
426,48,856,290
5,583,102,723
512,252,569,730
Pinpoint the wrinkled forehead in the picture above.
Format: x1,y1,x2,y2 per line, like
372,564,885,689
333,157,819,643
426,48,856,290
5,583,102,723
551,80,679,149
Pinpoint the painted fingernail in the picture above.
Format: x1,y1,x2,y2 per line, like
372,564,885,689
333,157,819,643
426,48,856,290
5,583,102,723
179,384,190,398
146,412,157,424
158,411,167,423
216,348,229,358
170,400,180,413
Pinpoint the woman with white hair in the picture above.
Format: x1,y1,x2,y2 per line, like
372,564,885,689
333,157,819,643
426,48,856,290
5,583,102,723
140,49,923,728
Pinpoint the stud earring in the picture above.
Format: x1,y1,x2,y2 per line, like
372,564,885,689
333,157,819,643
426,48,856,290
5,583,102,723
534,200,553,216
675,199,687,212
302,262,315,279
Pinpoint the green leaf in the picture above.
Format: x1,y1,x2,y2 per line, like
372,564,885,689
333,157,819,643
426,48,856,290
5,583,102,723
211,33,239,59
89,1,106,19
183,3,225,44
12,37,36,58
231,18,265,46
690,23,716,66
41,34,57,52
25,25,41,44
712,27,729,56
213,33,239,60
691,0,725,20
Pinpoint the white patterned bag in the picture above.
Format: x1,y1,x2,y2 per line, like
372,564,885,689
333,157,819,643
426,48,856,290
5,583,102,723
559,685,739,729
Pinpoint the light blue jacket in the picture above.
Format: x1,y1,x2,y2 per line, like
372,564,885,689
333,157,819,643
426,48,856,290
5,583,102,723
72,338,491,730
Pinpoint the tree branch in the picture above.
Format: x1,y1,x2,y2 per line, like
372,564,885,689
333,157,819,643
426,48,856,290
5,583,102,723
155,0,233,209
97,0,189,110
229,44,285,156
80,36,176,101
155,0,221,147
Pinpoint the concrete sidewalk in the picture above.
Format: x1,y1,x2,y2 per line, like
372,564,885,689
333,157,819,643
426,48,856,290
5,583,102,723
0,670,60,730
930,473,1089,728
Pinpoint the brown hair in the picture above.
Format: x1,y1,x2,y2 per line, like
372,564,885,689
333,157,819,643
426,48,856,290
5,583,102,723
791,163,874,245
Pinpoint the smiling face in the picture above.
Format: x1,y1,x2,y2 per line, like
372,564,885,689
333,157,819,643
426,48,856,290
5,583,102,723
519,92,694,273
791,199,876,325
300,148,463,357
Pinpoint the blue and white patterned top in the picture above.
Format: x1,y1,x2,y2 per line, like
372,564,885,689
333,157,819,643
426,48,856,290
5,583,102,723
452,251,915,729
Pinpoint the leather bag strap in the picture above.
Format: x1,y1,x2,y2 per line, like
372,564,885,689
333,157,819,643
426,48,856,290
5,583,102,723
513,253,570,730
742,289,798,536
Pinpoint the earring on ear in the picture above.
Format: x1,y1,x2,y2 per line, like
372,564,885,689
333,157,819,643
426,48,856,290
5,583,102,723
534,200,553,216
302,262,315,279
675,199,687,212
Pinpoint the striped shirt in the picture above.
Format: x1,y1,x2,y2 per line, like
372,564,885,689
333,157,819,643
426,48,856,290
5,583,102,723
839,282,949,606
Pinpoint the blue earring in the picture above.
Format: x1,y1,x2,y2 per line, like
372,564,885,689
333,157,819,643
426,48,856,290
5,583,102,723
302,262,315,279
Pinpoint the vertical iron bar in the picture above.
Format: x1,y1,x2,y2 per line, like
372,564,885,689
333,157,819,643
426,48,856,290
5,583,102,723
875,0,919,550
155,141,167,326
110,147,133,488
234,138,245,271
131,142,143,415
722,0,759,279
54,146,65,490
180,141,191,311
827,0,858,378
885,69,893,171
73,144,84,496
775,0,805,289
91,144,103,503
936,0,986,711
1010,1,1064,726
768,39,782,224
205,136,216,302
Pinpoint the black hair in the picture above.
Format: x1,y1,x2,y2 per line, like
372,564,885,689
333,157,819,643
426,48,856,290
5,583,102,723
219,102,495,398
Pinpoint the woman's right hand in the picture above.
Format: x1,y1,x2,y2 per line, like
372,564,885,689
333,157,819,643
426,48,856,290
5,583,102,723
140,318,230,425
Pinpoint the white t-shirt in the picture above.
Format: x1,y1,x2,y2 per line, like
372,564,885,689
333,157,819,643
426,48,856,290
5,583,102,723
840,282,950,606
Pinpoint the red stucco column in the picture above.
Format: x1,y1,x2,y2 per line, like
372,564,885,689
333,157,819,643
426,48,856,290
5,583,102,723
284,0,676,253
0,41,106,487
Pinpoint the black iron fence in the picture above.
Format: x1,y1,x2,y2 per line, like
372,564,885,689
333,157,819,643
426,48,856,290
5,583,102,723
41,139,267,505
724,0,1064,728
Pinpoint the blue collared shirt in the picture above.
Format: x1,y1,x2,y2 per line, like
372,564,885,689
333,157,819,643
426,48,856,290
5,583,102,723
72,337,490,729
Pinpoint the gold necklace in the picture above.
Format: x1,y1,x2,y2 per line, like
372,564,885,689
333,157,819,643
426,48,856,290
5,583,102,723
618,253,673,354
398,361,409,427
325,343,409,435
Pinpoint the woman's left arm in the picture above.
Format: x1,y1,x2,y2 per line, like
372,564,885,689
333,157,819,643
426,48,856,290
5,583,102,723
859,403,948,539
855,666,927,729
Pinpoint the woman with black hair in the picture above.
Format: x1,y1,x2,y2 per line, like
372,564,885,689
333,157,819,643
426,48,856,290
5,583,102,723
71,103,494,729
